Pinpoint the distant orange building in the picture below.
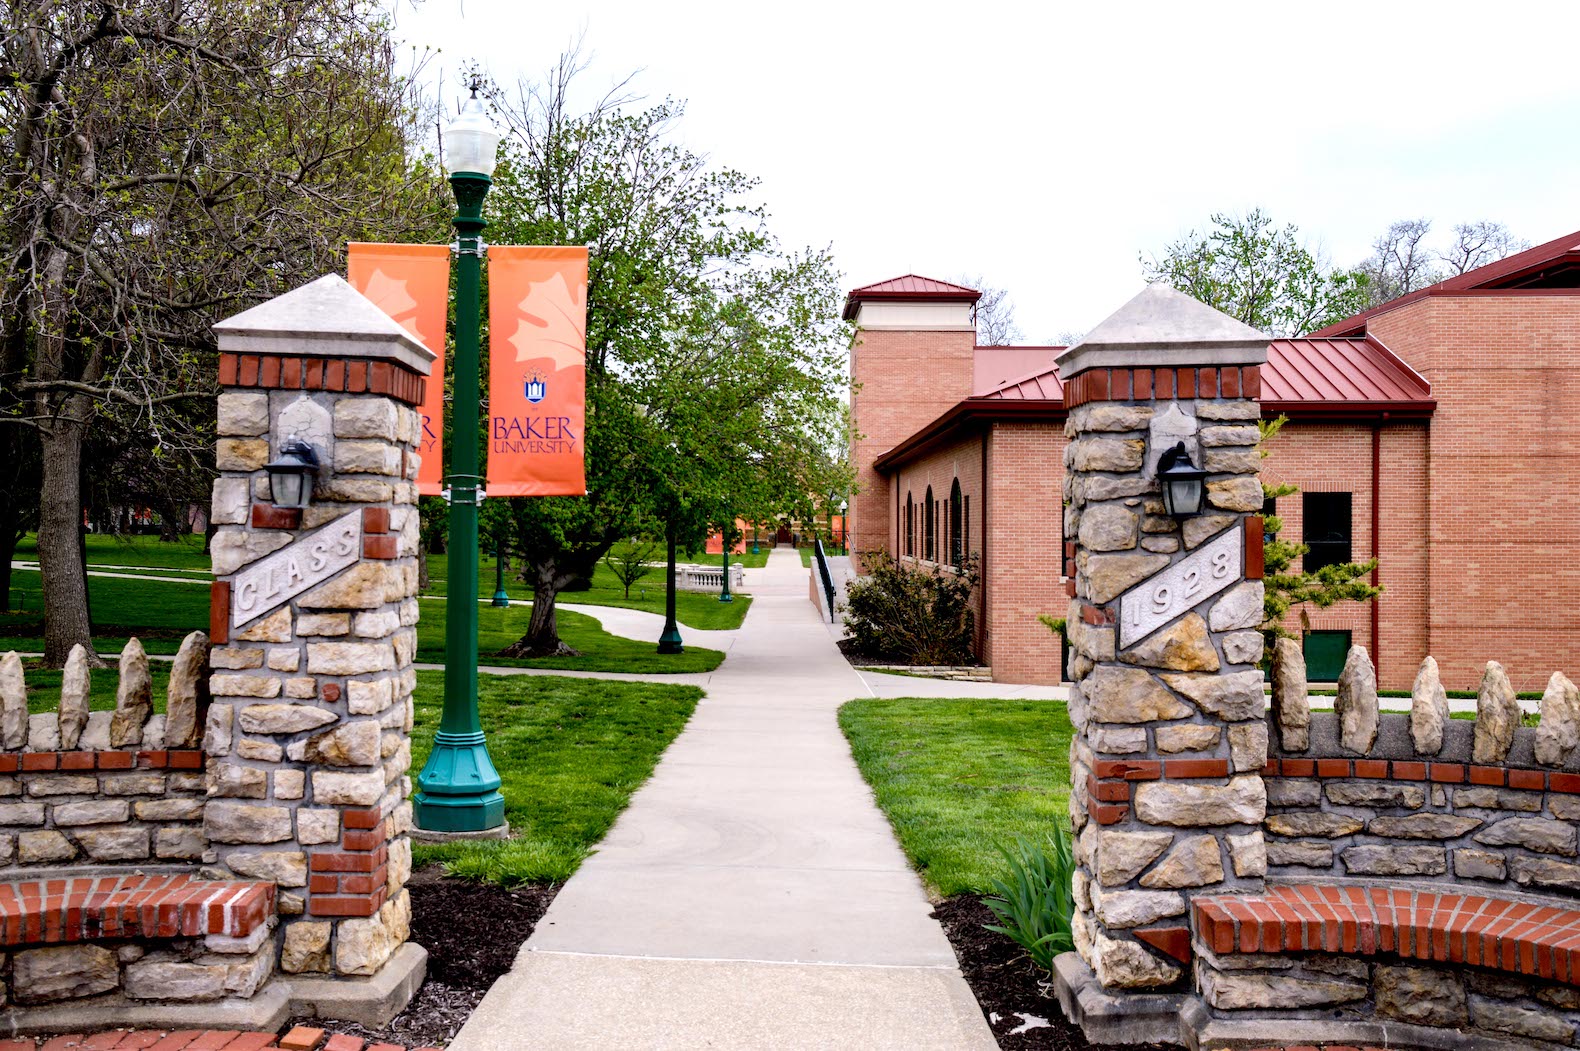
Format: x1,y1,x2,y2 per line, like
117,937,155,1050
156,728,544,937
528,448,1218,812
847,230,1580,692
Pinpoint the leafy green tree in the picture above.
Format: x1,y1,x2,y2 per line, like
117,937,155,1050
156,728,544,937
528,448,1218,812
0,0,447,664
484,56,849,657
1258,416,1382,643
1142,209,1370,337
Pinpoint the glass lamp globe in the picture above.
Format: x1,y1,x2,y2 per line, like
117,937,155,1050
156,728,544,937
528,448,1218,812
265,440,319,510
1158,441,1208,518
445,93,501,178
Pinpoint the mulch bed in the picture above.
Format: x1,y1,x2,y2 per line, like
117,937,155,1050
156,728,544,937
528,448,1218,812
292,865,558,1049
932,895,1165,1051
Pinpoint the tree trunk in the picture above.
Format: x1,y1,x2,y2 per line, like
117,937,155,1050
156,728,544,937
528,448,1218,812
496,558,580,659
417,548,429,591
37,421,101,667
0,529,16,615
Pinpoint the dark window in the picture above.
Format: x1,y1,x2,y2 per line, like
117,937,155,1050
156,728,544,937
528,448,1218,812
950,480,963,567
924,486,935,561
954,493,966,562
1304,630,1351,682
905,493,913,556
1303,492,1352,572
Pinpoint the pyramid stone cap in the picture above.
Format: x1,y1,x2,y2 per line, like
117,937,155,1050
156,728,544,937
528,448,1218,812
213,274,436,377
1057,282,1269,381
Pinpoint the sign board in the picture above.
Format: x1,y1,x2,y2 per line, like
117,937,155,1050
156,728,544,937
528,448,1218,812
1119,524,1242,647
231,510,362,629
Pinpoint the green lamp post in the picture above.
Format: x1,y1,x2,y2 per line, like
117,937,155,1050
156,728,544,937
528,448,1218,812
658,524,684,654
719,523,733,603
413,84,506,835
491,534,510,607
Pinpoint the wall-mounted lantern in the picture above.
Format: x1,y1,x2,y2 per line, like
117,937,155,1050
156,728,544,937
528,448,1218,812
266,439,319,509
1158,441,1207,518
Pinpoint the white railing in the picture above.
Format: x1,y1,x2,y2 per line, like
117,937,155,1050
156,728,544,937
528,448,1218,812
676,562,746,592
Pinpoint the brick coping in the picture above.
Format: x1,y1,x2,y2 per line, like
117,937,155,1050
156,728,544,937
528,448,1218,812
0,1028,438,1051
0,750,204,773
1264,755,1580,793
0,873,273,946
1195,883,1580,985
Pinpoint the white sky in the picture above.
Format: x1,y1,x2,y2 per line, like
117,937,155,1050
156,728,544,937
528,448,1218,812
393,0,1580,341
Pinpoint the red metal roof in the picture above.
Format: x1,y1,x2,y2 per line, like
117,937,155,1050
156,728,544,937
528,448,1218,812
973,346,1064,394
843,274,981,319
1314,227,1580,337
1261,337,1432,413
979,361,1065,400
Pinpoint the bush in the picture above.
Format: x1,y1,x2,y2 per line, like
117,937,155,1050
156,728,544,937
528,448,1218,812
842,552,978,666
981,828,1077,973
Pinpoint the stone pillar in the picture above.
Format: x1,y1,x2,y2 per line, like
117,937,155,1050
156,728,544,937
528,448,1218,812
204,275,431,989
1060,283,1270,992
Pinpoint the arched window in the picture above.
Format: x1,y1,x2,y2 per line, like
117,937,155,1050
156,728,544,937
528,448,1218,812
950,479,963,568
905,493,914,556
924,486,935,561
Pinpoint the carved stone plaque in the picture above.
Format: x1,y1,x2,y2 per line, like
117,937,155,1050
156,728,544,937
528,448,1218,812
1119,524,1241,648
231,510,362,629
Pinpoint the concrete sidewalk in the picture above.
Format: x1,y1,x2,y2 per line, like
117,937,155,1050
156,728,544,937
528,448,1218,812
451,547,995,1050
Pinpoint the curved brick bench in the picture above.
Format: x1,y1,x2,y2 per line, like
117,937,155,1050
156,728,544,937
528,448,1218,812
1194,883,1580,984
0,873,274,947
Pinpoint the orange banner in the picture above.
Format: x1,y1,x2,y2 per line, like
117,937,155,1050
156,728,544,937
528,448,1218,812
347,243,451,495
486,246,589,496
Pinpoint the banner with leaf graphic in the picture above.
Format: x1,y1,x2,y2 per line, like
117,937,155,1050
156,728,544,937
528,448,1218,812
347,243,451,495
486,246,589,496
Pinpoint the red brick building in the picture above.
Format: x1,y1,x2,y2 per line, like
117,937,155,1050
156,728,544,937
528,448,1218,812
847,230,1580,691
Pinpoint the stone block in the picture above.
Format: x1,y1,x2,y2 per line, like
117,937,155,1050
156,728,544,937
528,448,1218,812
216,438,270,472
124,958,227,1002
1089,929,1181,989
206,802,293,844
302,720,381,767
1200,968,1365,1010
209,763,269,799
284,678,318,699
1199,425,1259,447
312,770,385,806
227,850,308,886
238,703,338,735
1070,438,1144,472
1341,845,1446,876
237,738,284,762
282,921,333,974
334,399,398,441
1120,614,1218,672
1511,855,1580,891
1326,781,1424,808
1374,964,1466,1027
1473,660,1520,764
236,607,293,644
1092,886,1186,929
1159,670,1264,720
1266,812,1363,838
100,772,166,795
26,711,60,752
1138,835,1223,889
353,610,401,639
297,809,340,845
0,802,46,825
1228,722,1267,772
1227,831,1266,877
1155,724,1220,753
1203,447,1259,474
211,647,265,670
1367,814,1482,839
1095,829,1173,886
51,800,128,826
333,440,401,476
1453,848,1507,880
275,770,305,800
1410,656,1450,756
155,827,206,860
1079,505,1138,552
17,830,74,864
218,392,270,436
135,798,205,821
1082,553,1169,604
1535,671,1580,767
1205,476,1262,512
1335,645,1379,754
210,674,282,699
211,476,251,526
78,827,151,861
1207,581,1263,631
211,528,293,576
267,648,302,673
297,613,352,636
1084,666,1192,724
1475,817,1578,856
13,945,118,1004
26,774,98,796
306,642,395,676
298,562,392,610
1133,776,1265,827
1090,726,1147,754
1264,839,1333,867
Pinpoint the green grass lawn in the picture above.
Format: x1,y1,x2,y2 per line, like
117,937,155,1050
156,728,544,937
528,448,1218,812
425,553,752,631
15,533,213,572
839,697,1074,898
411,669,699,883
3,567,723,674
416,597,722,674
21,658,174,714
798,544,847,567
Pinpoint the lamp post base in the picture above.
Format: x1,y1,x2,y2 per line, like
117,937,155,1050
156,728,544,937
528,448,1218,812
411,820,511,844
413,730,507,833
658,627,684,654
491,591,510,607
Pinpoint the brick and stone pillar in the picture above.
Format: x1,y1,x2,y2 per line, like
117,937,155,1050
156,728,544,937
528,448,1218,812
1060,283,1271,992
204,275,430,989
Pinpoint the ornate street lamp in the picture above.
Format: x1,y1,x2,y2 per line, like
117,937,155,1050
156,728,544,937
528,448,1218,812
265,440,318,509
719,522,733,603
413,82,506,836
1158,441,1208,518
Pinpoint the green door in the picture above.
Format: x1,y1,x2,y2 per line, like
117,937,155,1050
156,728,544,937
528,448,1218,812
1304,630,1352,683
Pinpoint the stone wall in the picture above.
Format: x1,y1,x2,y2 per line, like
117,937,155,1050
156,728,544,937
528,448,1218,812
1267,645,1580,894
0,637,209,869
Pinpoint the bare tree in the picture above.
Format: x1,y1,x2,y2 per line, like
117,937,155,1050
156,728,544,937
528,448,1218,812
1360,219,1440,306
1441,221,1529,275
950,274,1023,345
0,0,447,664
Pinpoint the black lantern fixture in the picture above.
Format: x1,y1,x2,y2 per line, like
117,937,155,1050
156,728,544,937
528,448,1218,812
265,439,319,509
1157,441,1207,518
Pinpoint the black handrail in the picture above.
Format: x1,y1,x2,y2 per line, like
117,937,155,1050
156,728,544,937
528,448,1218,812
812,538,837,622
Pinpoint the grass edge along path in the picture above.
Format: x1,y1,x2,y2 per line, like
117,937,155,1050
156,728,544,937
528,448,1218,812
411,669,701,885
839,696,1075,899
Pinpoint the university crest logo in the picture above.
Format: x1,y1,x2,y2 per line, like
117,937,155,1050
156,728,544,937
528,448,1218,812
523,371,548,404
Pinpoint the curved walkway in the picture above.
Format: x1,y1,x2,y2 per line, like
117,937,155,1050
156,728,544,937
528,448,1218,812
451,547,994,1049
